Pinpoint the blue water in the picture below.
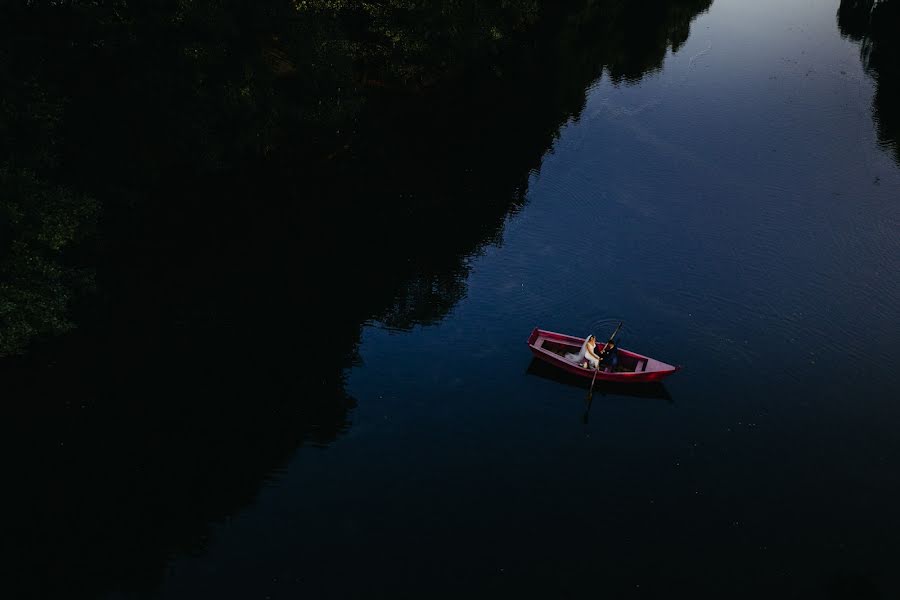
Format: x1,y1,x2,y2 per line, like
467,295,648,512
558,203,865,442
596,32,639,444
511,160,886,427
4,0,898,598
138,1,900,598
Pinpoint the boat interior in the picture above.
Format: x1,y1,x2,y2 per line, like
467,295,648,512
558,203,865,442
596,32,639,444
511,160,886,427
538,338,646,373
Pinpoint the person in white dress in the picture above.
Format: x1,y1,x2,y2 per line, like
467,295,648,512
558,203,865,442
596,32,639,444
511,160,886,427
566,334,603,369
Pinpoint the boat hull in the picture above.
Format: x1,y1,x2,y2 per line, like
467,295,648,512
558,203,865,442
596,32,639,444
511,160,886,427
527,327,679,383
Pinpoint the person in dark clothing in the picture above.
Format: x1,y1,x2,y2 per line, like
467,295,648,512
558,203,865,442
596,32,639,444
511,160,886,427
599,340,619,371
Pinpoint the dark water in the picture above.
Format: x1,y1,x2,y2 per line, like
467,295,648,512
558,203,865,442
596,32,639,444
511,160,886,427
2,0,899,598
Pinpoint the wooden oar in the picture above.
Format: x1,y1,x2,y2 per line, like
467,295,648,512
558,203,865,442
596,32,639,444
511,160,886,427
583,392,594,424
587,366,599,399
588,322,623,398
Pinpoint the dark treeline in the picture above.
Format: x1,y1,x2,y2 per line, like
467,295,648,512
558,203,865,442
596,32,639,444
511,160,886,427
0,0,713,357
1,1,711,598
838,0,900,163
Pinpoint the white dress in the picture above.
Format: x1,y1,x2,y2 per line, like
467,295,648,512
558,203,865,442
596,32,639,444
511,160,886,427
566,337,600,369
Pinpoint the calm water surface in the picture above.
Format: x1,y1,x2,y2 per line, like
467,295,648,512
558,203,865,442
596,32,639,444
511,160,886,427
6,0,900,598
154,1,898,597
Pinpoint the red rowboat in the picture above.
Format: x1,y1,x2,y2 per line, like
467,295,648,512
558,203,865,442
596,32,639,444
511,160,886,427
527,327,679,383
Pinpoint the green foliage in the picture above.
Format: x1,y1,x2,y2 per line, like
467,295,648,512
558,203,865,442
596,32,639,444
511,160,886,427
0,36,97,356
0,168,96,357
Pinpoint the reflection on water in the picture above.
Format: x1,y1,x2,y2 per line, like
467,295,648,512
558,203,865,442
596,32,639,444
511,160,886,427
3,0,899,597
838,0,900,162
526,358,673,426
2,1,714,598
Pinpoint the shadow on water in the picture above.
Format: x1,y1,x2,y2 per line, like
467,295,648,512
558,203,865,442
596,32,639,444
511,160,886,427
525,359,672,425
838,0,900,163
1,1,711,597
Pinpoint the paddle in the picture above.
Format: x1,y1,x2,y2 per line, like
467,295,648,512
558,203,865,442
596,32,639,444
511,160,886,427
583,392,594,424
588,362,600,397
587,321,623,398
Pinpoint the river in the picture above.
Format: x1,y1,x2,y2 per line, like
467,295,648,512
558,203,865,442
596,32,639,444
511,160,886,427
3,0,899,598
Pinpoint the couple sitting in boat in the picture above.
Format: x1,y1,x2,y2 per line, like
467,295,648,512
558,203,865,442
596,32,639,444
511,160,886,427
566,335,618,370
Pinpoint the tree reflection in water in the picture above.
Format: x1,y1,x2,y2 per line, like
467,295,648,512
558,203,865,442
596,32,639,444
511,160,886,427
1,1,712,597
838,0,900,163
